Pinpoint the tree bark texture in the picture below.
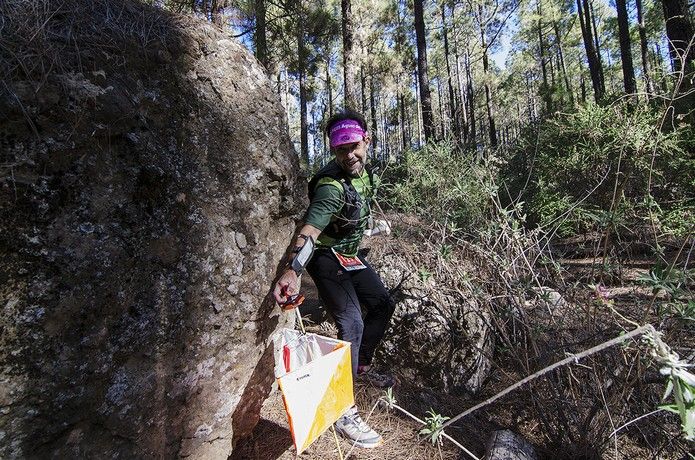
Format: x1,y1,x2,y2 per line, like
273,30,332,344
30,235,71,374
537,0,551,113
588,0,605,88
635,0,655,95
253,0,269,70
465,47,476,145
370,74,378,152
577,0,605,100
661,0,695,89
414,0,435,142
342,0,359,109
296,0,309,166
553,20,573,101
441,3,460,142
478,5,497,148
615,0,637,94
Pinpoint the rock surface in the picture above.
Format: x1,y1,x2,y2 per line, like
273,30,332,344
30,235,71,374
0,1,302,458
484,430,537,460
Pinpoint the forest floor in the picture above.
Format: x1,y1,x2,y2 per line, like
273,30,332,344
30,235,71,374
232,233,693,460
231,274,466,460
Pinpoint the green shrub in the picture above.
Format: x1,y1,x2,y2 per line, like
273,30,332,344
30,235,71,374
381,141,493,234
500,103,695,239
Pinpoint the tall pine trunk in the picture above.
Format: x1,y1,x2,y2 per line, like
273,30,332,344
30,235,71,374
360,66,367,113
370,73,378,151
326,56,333,117
615,0,637,95
465,47,476,145
296,0,309,166
662,0,695,116
537,0,552,112
441,3,460,142
253,0,269,71
589,0,605,89
577,0,604,100
478,5,497,148
553,20,573,101
341,0,358,109
662,0,695,91
635,0,654,95
414,0,435,142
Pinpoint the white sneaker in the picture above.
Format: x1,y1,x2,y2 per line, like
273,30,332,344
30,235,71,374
334,406,383,448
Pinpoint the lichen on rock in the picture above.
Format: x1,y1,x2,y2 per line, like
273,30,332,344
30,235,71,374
0,1,302,458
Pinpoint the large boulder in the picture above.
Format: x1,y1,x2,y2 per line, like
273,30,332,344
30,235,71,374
0,1,301,458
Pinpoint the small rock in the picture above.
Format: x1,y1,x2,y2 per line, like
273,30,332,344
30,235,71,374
78,222,95,234
235,232,247,249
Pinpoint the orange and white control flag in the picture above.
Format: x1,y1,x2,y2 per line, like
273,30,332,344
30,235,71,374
274,329,354,454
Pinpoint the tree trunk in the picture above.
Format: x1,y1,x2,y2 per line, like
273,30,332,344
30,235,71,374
436,61,445,138
415,70,424,145
589,0,605,89
326,57,333,117
538,0,551,112
414,0,435,142
577,0,604,100
399,90,407,151
662,0,695,93
478,5,497,148
360,66,367,114
615,0,637,95
454,45,468,144
370,74,378,151
441,3,460,142
525,74,535,123
296,0,309,167
635,0,655,95
465,47,476,145
253,0,269,71
654,43,670,92
341,0,358,109
553,20,573,101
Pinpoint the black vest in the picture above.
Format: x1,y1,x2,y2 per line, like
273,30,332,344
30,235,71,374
307,160,374,239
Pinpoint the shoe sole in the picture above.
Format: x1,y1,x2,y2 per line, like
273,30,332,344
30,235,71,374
347,437,383,449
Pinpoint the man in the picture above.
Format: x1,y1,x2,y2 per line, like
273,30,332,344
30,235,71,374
273,108,395,448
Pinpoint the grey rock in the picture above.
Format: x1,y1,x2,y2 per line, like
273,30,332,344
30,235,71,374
0,1,305,458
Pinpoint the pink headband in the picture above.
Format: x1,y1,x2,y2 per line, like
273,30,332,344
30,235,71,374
329,119,365,148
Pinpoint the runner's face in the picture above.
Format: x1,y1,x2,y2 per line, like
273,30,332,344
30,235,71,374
333,135,370,177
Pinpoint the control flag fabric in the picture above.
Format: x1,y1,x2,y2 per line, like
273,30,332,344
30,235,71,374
274,328,354,454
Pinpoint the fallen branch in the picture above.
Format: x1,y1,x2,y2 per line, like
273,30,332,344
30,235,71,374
440,324,655,430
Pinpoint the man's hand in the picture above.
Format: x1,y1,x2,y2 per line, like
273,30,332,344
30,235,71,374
273,269,300,305
273,223,320,309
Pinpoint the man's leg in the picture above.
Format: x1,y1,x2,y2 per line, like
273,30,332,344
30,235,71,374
307,251,386,448
306,250,363,376
350,258,395,368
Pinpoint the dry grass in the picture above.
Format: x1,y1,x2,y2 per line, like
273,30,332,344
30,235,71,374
361,212,693,459
0,0,184,84
231,383,465,460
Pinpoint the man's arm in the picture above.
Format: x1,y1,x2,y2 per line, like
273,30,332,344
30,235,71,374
273,223,322,305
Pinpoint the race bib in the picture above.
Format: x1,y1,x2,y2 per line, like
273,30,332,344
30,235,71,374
331,248,367,271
